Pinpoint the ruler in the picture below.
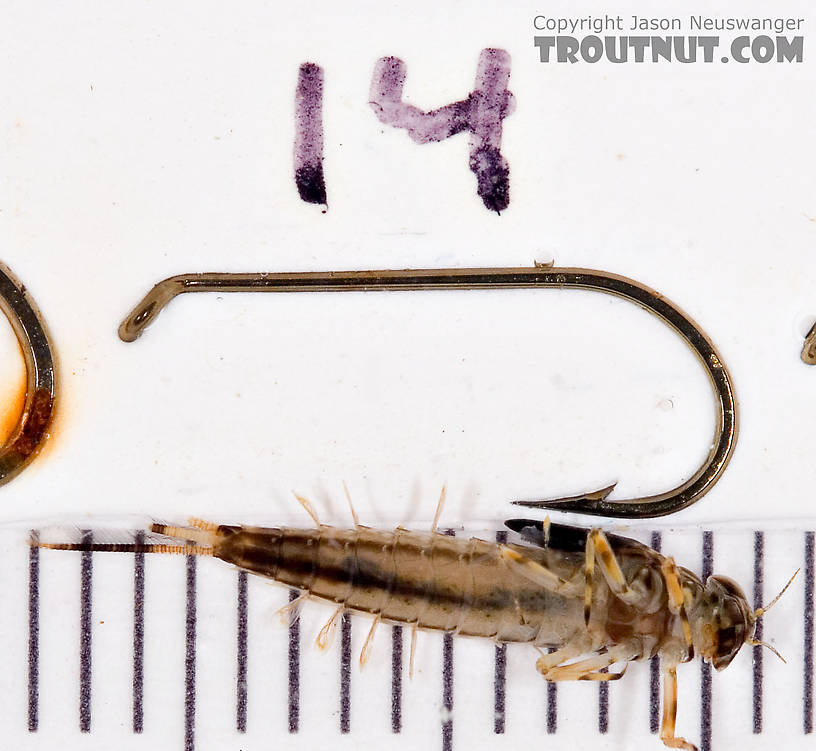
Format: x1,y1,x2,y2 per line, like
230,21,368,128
2,523,813,751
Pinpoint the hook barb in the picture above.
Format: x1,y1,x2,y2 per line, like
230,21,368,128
511,482,621,516
513,483,617,511
118,264,737,518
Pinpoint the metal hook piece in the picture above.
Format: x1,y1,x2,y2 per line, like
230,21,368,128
802,321,816,365
0,261,56,486
119,263,737,518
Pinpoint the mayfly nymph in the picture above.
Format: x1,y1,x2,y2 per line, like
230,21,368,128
37,507,794,751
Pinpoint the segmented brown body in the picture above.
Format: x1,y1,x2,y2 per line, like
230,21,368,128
210,522,683,655
40,517,774,751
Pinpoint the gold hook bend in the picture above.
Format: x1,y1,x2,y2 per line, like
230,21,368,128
0,261,56,486
118,264,737,518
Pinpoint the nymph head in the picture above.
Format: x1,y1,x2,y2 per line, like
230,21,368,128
691,571,797,670
695,575,754,669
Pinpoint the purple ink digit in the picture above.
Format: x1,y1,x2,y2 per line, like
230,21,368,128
370,57,470,142
369,49,514,213
468,50,513,213
294,62,327,208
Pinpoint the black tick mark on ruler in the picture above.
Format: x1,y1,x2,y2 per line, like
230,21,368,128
185,554,196,751
392,625,402,733
546,645,557,734
340,611,352,733
752,531,764,734
236,570,248,733
700,531,713,751
442,529,455,751
28,531,39,734
133,531,145,734
494,530,507,735
80,530,93,733
804,531,814,734
288,588,300,733
649,531,662,735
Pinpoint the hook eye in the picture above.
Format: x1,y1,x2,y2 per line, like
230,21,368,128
803,321,816,365
0,261,56,486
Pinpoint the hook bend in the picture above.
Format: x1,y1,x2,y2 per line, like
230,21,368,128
0,261,56,486
118,264,737,518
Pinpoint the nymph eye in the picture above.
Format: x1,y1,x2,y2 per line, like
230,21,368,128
718,626,737,653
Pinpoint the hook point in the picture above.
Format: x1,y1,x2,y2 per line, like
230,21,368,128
513,482,618,511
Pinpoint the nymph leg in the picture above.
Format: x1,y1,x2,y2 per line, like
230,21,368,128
660,664,697,750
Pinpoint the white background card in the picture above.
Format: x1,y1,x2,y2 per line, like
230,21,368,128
0,1,814,749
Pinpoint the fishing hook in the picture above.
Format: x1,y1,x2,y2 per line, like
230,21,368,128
802,321,816,365
118,262,737,518
0,261,56,486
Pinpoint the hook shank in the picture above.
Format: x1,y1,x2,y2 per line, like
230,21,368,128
119,264,737,518
0,261,56,486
